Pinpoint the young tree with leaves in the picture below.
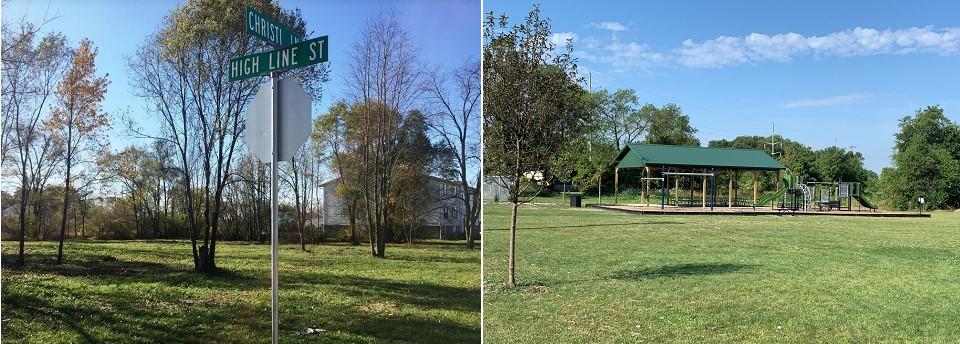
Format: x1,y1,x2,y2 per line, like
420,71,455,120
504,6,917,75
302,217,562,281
484,5,587,287
47,39,110,264
314,103,363,246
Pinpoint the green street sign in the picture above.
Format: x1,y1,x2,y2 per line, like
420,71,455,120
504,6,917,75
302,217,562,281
229,35,328,81
246,6,302,47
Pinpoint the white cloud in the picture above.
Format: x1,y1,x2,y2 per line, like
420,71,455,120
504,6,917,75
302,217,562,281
575,41,667,72
549,32,577,48
589,21,628,32
782,93,871,108
678,26,960,68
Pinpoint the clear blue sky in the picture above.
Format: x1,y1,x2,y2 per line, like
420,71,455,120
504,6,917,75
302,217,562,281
484,0,960,173
4,0,480,149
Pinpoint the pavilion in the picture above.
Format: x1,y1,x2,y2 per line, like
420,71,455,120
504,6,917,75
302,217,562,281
610,143,786,209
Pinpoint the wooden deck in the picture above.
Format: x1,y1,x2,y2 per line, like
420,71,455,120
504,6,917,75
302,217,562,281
592,204,931,218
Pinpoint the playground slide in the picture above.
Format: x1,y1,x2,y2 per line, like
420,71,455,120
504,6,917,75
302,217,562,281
853,194,878,209
756,187,788,206
755,174,799,206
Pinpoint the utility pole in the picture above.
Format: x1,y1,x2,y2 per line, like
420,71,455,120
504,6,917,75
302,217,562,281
589,72,601,205
766,122,781,157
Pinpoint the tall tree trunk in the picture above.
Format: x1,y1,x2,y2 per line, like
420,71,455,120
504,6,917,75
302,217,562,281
57,145,72,264
33,190,43,240
17,174,30,266
349,201,359,245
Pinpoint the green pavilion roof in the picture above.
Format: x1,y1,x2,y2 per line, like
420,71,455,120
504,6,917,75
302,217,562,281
613,143,785,171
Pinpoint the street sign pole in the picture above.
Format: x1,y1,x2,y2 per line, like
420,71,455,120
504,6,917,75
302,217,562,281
270,71,279,344
235,7,323,343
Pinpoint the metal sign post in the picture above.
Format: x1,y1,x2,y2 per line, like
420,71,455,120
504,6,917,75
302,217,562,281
232,6,327,344
269,72,279,344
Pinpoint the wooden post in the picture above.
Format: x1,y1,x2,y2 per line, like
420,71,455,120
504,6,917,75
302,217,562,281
752,171,759,206
674,175,679,206
644,167,651,206
728,170,734,207
701,168,707,207
614,168,619,204
775,170,782,209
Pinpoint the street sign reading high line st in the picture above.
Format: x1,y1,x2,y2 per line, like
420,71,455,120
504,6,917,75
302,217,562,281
228,35,328,81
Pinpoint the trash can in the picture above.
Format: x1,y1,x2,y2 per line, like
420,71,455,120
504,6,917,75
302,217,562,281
570,194,582,208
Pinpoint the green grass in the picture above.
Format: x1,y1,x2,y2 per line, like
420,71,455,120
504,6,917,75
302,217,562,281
482,201,960,343
2,240,479,343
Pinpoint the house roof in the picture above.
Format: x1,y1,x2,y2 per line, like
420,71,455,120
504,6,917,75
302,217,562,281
613,143,785,171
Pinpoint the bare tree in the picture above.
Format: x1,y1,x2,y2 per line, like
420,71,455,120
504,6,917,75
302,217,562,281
281,145,320,251
1,21,70,265
344,10,423,257
423,59,481,249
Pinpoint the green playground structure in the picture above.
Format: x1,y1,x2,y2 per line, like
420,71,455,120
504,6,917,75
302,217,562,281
853,193,878,209
759,173,878,211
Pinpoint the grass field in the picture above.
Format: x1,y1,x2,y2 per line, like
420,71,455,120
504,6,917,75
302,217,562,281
482,199,960,343
2,240,479,343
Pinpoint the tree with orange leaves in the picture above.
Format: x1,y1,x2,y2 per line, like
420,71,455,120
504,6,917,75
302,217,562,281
47,38,110,264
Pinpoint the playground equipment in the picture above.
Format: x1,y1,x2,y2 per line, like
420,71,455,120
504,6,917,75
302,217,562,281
756,173,877,211
807,181,876,211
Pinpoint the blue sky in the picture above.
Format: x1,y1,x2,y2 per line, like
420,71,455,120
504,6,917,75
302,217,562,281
4,0,479,150
484,0,960,173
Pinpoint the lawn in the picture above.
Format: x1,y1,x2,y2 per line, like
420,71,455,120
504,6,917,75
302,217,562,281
482,199,960,343
2,240,480,343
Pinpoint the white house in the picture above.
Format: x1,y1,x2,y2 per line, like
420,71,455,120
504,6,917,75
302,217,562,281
321,176,477,240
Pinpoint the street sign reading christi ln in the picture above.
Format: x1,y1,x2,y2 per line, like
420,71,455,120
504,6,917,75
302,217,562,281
246,6,302,47
229,35,328,81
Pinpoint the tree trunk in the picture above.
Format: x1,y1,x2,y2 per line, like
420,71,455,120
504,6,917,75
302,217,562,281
349,201,359,246
17,174,29,266
508,200,519,288
57,140,72,265
34,190,44,240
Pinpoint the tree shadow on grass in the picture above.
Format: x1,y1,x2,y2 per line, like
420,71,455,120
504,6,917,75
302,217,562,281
492,263,761,291
1,253,177,277
397,241,474,251
3,281,254,343
285,271,480,315
609,263,758,280
386,253,478,264
1,252,261,291
483,221,686,231
283,303,480,343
